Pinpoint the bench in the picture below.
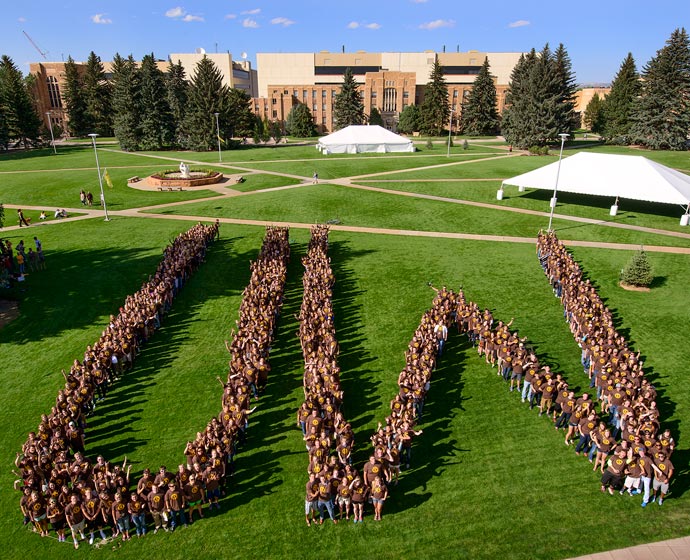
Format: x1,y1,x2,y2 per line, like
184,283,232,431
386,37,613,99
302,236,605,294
127,176,141,183
157,186,184,192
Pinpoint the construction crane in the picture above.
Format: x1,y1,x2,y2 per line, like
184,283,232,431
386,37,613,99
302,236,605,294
23,31,48,60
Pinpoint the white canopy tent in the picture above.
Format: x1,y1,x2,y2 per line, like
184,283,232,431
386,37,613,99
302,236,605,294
317,125,415,155
501,152,690,224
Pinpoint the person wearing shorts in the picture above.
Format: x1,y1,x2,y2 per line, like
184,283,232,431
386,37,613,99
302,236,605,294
649,452,673,506
336,476,352,521
370,475,388,521
349,476,367,523
65,493,87,548
47,497,67,542
185,473,205,523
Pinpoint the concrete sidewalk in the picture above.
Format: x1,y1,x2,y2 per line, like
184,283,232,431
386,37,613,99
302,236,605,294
568,535,690,560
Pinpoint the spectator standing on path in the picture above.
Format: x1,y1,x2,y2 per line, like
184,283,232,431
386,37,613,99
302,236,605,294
312,171,318,184
80,190,86,205
86,191,93,206
17,209,30,227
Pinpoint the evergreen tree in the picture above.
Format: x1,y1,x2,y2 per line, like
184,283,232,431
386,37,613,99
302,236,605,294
396,104,421,134
0,96,9,150
420,57,450,136
630,28,690,150
620,249,653,287
369,107,384,126
461,57,500,136
138,53,173,150
270,120,283,143
501,46,562,148
260,116,271,143
110,53,141,151
0,55,41,148
333,68,365,129
83,51,112,136
62,56,89,137
553,44,578,135
602,53,640,143
166,59,188,148
182,56,229,151
285,103,316,137
226,88,254,139
583,93,606,134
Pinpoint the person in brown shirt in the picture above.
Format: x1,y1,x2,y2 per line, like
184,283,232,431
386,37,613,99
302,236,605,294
82,488,107,544
601,449,627,495
650,452,673,506
349,476,368,523
128,492,147,537
304,473,319,526
164,482,187,530
111,492,131,541
65,493,87,548
47,497,67,542
370,475,388,521
147,484,169,533
185,473,205,523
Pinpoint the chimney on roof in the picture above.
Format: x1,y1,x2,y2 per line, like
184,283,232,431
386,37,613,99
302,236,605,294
443,45,446,53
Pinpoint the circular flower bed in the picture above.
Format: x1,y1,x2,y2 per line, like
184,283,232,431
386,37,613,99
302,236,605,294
149,168,224,187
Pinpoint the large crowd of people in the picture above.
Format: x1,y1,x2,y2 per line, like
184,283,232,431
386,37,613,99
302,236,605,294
1,236,46,287
13,223,291,548
451,230,675,506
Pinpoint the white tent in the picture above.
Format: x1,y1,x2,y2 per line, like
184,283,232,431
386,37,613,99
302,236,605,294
317,125,415,155
501,152,690,206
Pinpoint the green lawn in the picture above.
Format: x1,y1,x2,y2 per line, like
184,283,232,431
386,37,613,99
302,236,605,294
148,184,690,247
1,143,689,560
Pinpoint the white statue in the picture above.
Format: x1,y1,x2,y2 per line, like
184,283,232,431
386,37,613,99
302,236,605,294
179,161,190,178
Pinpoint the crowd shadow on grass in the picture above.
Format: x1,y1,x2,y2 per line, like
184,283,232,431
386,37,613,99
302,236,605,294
1,246,170,345
217,242,309,506
85,238,252,463
385,332,470,515
328,240,379,431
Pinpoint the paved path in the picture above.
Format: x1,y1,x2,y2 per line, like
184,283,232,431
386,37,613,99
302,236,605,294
567,535,690,560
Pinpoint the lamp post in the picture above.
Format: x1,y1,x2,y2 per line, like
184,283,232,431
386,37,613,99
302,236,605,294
88,133,110,221
446,107,454,158
547,133,569,231
46,112,56,154
214,112,222,163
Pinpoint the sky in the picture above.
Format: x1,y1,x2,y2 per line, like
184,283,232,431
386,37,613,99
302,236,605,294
2,0,688,85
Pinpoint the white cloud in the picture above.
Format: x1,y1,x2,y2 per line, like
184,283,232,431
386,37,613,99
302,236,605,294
18,16,26,23
182,14,203,22
365,23,381,30
243,18,259,28
508,19,530,28
165,7,184,18
241,8,261,15
347,21,359,29
91,14,113,24
411,0,429,3
225,13,237,19
271,17,295,27
419,19,454,30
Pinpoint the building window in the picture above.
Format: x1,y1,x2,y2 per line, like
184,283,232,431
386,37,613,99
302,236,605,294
403,91,409,98
284,90,288,95
331,90,336,97
312,90,316,98
322,104,326,111
322,116,327,124
47,76,62,109
272,98,277,105
322,90,327,97
303,89,308,98
313,104,317,112
293,89,298,97
383,87,397,112
272,110,277,118
371,91,377,98
453,90,458,97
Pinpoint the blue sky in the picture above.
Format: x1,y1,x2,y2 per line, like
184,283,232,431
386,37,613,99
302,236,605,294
2,0,688,84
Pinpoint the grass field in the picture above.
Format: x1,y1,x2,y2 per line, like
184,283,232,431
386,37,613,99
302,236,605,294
1,141,689,560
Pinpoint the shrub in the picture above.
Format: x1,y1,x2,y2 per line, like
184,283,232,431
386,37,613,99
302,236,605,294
425,139,433,150
463,139,469,150
620,249,653,287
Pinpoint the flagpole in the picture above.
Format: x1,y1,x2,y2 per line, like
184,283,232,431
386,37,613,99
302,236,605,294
214,112,222,163
89,133,110,221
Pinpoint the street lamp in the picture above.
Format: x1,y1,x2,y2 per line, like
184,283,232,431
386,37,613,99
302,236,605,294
446,107,454,158
547,133,570,231
214,112,222,163
88,133,110,221
46,112,56,154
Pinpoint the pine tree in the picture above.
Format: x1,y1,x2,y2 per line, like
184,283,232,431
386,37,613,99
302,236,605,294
0,55,41,148
260,116,271,143
630,28,690,150
620,249,653,287
420,57,449,136
333,68,365,129
602,53,640,143
0,97,9,150
501,46,562,148
583,93,606,134
397,104,420,134
83,51,112,136
110,54,141,151
553,44,578,135
62,56,89,137
270,120,282,143
166,59,188,148
138,53,173,150
226,88,254,139
286,103,316,137
369,107,384,126
182,56,229,151
461,57,500,136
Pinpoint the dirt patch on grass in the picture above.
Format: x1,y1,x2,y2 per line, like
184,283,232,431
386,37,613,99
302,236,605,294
0,299,19,329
